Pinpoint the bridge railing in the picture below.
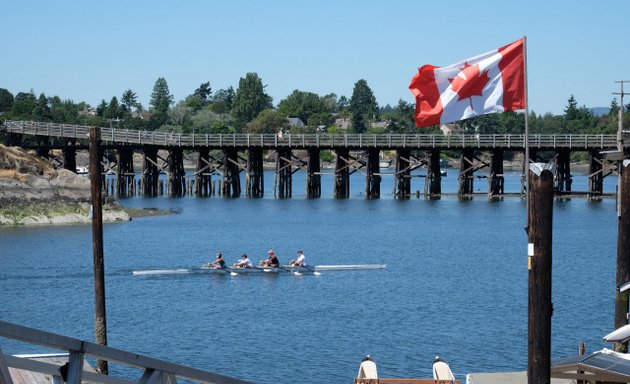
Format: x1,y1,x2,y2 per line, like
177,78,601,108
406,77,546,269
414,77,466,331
1,120,622,150
0,320,250,384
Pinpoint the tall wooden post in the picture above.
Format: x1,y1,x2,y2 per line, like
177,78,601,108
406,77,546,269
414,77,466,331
458,148,474,195
365,149,381,199
527,164,554,384
615,160,630,352
334,148,350,198
394,148,411,198
427,150,442,195
489,149,504,196
116,147,134,197
275,148,292,198
88,127,108,374
246,148,264,198
168,148,185,197
306,148,321,198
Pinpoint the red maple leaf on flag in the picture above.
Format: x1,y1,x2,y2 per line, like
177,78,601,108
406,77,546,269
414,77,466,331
449,62,491,109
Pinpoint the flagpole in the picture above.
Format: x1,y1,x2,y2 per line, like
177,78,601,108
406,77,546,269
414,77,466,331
523,36,530,234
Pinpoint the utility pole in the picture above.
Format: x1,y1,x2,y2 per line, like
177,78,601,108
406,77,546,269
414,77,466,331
89,127,108,374
614,81,630,352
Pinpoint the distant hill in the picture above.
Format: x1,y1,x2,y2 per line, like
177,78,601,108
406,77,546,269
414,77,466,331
590,107,610,117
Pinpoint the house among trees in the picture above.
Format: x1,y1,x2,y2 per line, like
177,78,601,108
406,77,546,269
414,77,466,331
334,117,351,130
287,117,305,128
440,123,463,135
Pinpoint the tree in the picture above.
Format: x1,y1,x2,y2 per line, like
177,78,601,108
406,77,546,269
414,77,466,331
96,99,108,117
564,95,579,121
149,77,174,114
0,88,14,113
231,72,272,128
34,93,51,121
104,96,121,120
10,92,37,119
349,79,378,133
610,98,620,118
193,82,212,102
277,89,328,125
210,87,235,114
121,89,138,112
245,109,289,134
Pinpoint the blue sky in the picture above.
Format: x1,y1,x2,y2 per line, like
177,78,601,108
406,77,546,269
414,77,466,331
2,0,629,115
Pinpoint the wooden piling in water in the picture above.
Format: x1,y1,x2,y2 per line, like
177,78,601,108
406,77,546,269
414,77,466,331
306,148,321,198
489,149,504,196
246,148,264,198
63,141,77,173
88,127,108,374
334,148,350,198
275,148,292,198
142,147,159,197
195,148,212,197
588,150,604,196
427,149,442,196
116,147,134,197
458,148,474,195
168,148,185,197
527,164,554,384
365,149,380,199
394,148,411,198
222,148,241,197
555,149,572,193
614,160,630,352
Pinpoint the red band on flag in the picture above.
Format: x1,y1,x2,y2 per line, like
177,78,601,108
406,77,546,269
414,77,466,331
409,64,443,127
498,38,526,111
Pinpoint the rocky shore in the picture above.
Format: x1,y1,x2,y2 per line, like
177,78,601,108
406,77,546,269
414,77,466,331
0,144,130,226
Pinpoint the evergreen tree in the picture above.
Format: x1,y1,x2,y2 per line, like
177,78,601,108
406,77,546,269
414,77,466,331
564,95,579,121
609,98,620,118
121,89,138,112
0,88,14,113
96,99,108,117
211,87,235,114
349,79,378,133
231,73,272,128
193,82,212,102
150,77,174,114
104,96,121,119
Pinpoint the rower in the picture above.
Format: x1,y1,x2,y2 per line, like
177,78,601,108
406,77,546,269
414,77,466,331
208,252,225,269
260,249,280,267
289,249,306,267
235,254,253,268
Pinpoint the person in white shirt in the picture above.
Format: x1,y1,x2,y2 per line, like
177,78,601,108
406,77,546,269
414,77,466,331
235,254,253,268
289,250,306,267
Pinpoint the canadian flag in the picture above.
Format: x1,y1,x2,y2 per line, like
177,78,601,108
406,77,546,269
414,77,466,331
409,38,526,128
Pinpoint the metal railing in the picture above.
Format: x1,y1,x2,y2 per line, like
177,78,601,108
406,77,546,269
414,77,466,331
2,120,622,150
0,320,250,384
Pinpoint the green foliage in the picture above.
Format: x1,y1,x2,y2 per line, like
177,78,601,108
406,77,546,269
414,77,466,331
231,73,272,129
121,89,138,112
245,109,289,134
103,96,121,120
277,90,331,126
150,77,174,114
193,82,212,102
210,87,235,115
0,88,14,112
349,79,378,133
320,150,334,162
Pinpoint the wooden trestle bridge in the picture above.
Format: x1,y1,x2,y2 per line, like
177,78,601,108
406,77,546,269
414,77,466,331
1,120,625,198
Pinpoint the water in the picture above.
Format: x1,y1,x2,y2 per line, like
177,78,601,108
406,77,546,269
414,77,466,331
0,169,620,383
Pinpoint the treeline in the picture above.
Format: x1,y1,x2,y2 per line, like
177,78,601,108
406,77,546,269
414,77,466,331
1,73,628,135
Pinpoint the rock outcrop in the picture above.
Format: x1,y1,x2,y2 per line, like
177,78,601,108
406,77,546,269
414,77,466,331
0,144,130,225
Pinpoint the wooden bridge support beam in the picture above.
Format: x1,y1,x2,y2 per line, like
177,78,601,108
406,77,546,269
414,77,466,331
365,149,381,199
222,148,241,197
5,133,22,147
334,148,350,198
116,147,134,197
489,149,504,196
306,148,321,198
275,148,292,198
426,150,442,195
36,137,50,158
142,148,159,197
458,149,474,195
555,149,572,193
394,149,411,198
246,148,264,198
167,148,186,197
63,141,77,173
589,150,604,195
195,148,212,197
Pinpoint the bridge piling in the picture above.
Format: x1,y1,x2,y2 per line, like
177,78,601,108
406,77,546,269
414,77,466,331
167,148,185,197
489,149,504,196
116,147,134,197
459,149,475,195
275,148,292,198
195,148,212,197
306,149,321,198
222,148,241,197
555,149,572,193
427,150,442,196
589,150,604,196
394,149,411,198
334,148,350,198
142,148,159,197
365,149,380,199
246,148,264,198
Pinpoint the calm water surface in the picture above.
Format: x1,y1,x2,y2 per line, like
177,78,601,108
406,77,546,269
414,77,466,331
0,170,619,383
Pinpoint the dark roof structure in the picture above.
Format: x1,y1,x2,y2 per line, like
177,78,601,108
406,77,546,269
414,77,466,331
551,349,630,383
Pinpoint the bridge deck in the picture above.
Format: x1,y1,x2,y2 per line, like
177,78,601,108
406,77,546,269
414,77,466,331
2,120,623,151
